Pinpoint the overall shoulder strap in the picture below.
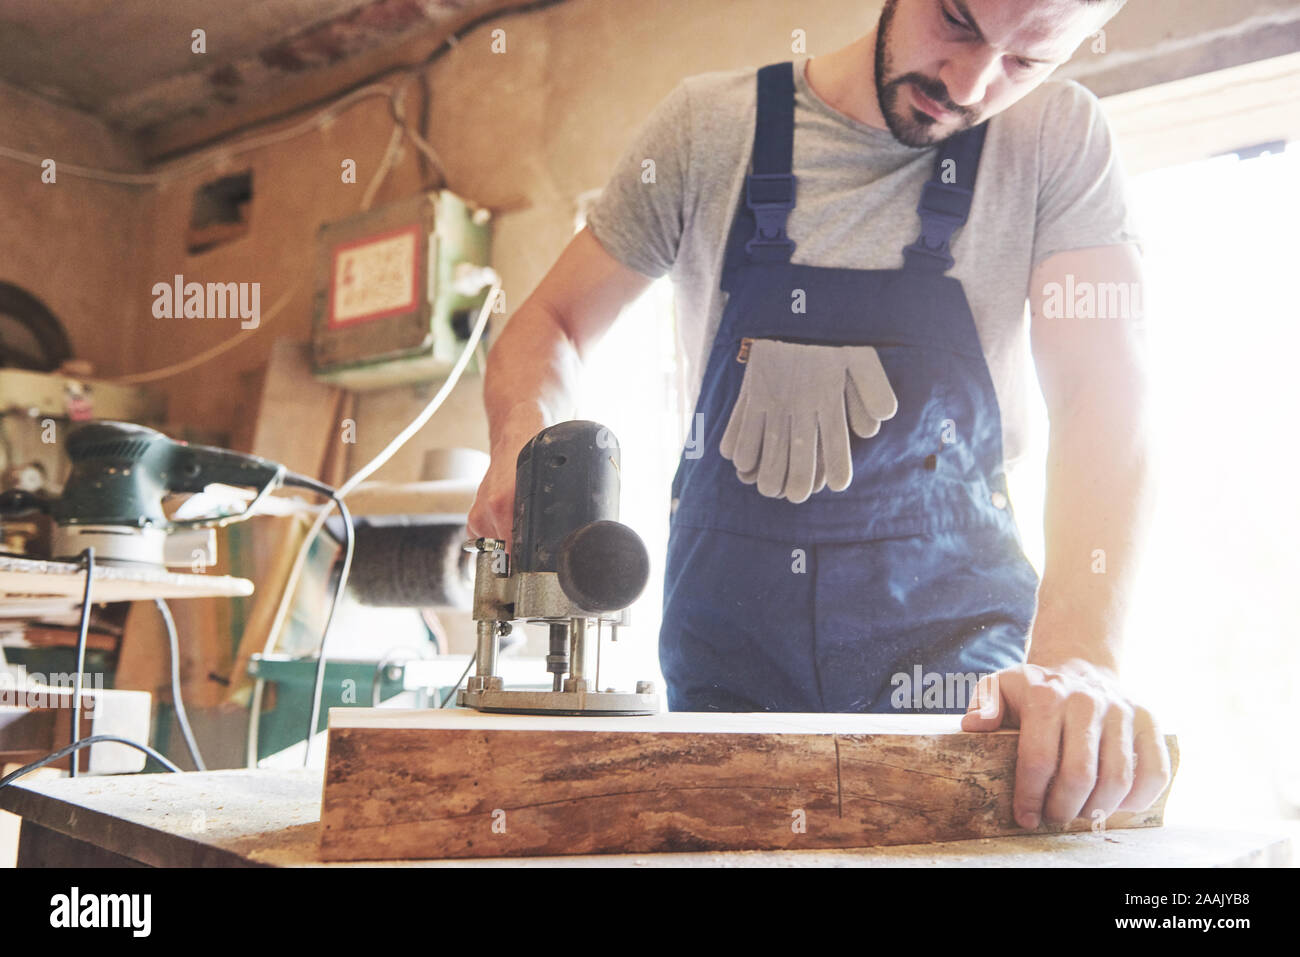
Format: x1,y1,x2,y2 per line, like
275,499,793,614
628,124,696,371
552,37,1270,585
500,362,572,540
721,62,797,292
902,121,989,274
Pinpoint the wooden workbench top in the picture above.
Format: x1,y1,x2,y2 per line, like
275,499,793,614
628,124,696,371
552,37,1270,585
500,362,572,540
0,769,1292,867
0,554,254,603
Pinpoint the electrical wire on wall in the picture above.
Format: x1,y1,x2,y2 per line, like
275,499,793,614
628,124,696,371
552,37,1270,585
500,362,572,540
112,279,302,386
0,83,396,188
0,0,575,191
0,0,568,389
245,273,499,768
22,0,550,389
105,74,444,386
109,57,462,385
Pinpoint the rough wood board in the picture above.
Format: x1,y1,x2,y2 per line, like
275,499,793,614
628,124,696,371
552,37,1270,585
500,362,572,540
3,769,1284,869
318,710,1180,861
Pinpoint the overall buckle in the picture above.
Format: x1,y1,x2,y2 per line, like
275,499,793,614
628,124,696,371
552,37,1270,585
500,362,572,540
744,173,796,257
903,181,972,271
916,180,972,222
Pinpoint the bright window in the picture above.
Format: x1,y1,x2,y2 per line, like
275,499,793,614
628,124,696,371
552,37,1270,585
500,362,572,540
1012,141,1300,825
575,275,679,695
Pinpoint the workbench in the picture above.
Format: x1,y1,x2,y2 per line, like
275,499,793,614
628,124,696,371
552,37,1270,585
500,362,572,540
0,770,1293,867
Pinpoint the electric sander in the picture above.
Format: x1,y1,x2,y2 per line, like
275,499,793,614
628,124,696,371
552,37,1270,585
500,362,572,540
50,421,291,565
458,420,660,715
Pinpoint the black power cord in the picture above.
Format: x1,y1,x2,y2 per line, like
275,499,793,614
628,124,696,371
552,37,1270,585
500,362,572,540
1,549,184,789
0,735,181,789
281,473,355,767
69,547,94,777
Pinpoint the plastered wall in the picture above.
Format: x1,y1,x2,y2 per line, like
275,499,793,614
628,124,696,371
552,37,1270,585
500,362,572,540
0,81,152,379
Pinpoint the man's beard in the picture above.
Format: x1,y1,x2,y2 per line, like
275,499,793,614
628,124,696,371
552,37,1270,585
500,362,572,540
874,0,978,147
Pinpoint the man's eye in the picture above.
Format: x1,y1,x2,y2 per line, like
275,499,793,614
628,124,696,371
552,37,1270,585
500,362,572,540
941,6,967,30
1009,57,1035,72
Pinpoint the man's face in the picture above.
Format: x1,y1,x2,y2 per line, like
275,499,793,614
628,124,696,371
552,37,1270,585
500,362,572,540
875,0,1113,146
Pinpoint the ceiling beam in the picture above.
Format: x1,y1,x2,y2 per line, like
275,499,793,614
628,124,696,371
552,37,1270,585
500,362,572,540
130,0,564,164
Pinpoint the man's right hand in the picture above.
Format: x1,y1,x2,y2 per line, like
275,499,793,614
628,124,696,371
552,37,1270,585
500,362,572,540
466,408,549,553
467,227,655,553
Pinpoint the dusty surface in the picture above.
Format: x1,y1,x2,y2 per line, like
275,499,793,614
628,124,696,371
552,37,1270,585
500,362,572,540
2,761,1289,867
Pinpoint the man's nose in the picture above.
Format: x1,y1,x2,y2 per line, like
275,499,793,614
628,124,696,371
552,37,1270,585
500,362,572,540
939,48,1002,107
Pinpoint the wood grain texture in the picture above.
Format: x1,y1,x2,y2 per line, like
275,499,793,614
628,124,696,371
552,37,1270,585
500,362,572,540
318,710,1179,861
6,769,1276,869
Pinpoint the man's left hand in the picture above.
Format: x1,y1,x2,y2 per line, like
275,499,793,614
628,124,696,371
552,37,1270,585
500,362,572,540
960,660,1172,830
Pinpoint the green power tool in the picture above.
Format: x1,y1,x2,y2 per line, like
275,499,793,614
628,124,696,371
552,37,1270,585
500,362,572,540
51,421,291,566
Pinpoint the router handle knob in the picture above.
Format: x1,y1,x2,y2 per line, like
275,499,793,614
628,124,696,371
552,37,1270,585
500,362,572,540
556,520,650,614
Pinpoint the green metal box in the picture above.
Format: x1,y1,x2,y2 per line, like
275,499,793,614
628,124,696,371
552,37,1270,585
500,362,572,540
311,191,493,390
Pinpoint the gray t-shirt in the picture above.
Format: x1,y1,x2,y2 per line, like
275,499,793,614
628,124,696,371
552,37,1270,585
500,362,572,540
585,55,1140,466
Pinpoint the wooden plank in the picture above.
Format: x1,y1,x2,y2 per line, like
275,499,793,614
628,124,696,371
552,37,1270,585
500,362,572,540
16,822,149,868
3,768,1283,869
318,710,1180,861
0,556,253,602
134,0,547,163
318,390,356,491
247,339,343,482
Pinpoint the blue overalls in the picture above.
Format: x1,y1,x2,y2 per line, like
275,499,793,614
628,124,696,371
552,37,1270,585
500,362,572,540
659,62,1040,714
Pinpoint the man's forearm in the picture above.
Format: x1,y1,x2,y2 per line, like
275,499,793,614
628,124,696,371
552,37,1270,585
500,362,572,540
1029,384,1155,676
468,227,653,544
482,295,586,450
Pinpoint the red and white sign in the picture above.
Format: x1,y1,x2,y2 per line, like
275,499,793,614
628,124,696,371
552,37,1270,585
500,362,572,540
327,225,421,328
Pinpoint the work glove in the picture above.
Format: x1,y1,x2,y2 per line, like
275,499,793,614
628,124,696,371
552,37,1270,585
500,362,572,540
719,339,898,503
